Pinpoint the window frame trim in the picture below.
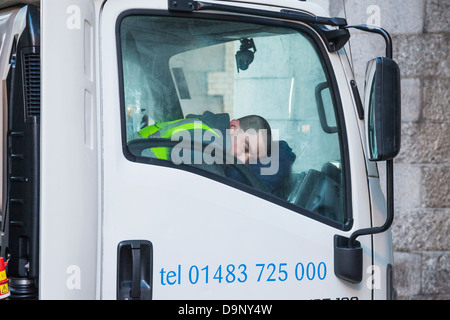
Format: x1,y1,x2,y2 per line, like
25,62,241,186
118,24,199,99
115,9,353,231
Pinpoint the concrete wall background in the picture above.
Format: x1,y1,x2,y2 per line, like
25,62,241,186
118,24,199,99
310,0,449,299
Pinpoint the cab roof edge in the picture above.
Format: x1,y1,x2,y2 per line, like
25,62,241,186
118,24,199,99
168,0,348,27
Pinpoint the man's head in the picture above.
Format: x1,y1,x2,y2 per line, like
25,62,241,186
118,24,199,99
229,115,272,164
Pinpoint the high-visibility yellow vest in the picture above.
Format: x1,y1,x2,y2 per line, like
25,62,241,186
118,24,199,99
137,118,220,160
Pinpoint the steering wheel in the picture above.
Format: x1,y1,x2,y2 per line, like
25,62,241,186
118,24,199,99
127,138,271,193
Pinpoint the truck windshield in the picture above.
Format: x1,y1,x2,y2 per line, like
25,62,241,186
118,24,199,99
119,15,349,226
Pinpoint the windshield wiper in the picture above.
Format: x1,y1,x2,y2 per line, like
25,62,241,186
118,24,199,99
168,0,347,27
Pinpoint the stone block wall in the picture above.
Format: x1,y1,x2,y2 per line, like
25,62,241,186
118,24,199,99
313,0,449,299
391,0,449,296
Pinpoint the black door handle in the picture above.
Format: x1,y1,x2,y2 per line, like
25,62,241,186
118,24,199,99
130,243,141,299
117,240,153,300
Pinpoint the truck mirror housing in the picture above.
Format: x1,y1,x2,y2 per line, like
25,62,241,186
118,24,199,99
364,57,401,161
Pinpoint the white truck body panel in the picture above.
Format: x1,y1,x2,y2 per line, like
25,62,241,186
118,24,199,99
40,0,99,299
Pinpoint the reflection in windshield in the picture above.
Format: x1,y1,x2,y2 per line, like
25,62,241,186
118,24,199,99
120,15,348,225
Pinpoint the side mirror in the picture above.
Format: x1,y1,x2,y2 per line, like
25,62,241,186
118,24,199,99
364,57,401,161
335,27,400,286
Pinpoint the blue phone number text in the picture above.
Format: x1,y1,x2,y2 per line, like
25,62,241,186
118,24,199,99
160,262,327,285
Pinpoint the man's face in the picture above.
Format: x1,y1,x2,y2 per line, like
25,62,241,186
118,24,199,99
229,120,268,164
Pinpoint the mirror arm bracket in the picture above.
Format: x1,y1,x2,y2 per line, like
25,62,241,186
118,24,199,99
348,159,394,248
342,25,392,59
334,160,394,283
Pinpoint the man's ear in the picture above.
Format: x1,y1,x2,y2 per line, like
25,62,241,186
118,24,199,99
230,119,240,131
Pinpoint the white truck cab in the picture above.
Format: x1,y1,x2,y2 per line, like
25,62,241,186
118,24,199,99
0,0,400,300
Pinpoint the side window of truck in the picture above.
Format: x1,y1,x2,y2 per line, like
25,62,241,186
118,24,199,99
119,15,350,227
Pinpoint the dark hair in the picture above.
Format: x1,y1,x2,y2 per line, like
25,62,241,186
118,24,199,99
238,115,272,155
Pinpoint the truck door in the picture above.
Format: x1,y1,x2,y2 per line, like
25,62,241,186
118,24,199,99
100,0,374,300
